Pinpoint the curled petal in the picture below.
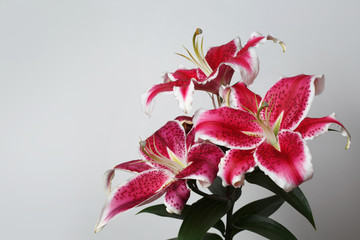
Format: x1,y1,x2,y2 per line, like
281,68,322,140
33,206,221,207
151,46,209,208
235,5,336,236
174,115,193,124
176,143,224,187
261,74,324,131
104,169,115,194
193,107,263,149
164,180,190,215
95,169,174,233
205,37,241,70
173,80,195,114
295,113,351,149
165,68,198,82
114,160,152,173
225,32,267,85
255,130,313,192
141,80,191,117
218,149,256,188
220,82,262,113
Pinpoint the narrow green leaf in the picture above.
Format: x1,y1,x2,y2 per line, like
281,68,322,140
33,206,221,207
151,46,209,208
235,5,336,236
245,169,316,229
137,204,189,220
202,233,223,240
208,176,227,197
232,195,284,235
138,204,226,235
212,220,225,236
233,195,284,219
233,215,297,240
178,198,231,240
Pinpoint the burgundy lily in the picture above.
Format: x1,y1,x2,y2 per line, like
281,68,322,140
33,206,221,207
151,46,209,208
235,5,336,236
142,28,285,116
95,118,224,232
193,75,351,191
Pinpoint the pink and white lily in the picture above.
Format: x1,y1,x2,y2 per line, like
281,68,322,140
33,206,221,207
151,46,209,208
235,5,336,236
142,29,285,116
193,75,351,192
95,119,224,232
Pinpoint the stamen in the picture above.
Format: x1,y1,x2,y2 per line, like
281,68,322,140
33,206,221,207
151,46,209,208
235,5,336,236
267,35,286,53
139,137,185,173
176,28,213,77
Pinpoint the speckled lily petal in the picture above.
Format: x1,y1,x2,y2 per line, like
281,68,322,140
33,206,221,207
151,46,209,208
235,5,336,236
218,149,256,187
164,180,190,214
176,143,224,187
140,120,187,169
295,113,351,149
261,74,323,131
254,130,313,192
95,169,174,232
220,82,262,113
193,107,263,149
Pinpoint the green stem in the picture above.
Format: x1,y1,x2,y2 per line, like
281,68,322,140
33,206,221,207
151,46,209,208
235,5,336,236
225,203,234,240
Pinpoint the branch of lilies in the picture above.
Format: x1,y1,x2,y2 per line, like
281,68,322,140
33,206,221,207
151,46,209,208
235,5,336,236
142,28,285,116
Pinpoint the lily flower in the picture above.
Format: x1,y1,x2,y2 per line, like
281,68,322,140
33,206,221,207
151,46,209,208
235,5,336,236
193,75,351,191
95,119,224,232
142,28,285,116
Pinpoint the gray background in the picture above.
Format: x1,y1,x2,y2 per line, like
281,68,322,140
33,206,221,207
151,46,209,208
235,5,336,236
0,0,359,239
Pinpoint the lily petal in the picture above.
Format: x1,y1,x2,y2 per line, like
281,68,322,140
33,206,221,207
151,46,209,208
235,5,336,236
140,120,187,169
220,82,262,113
164,180,190,215
295,113,351,149
205,37,241,71
114,160,152,173
176,143,224,187
193,107,263,149
218,149,256,188
261,74,324,131
95,169,174,232
254,130,313,192
173,80,195,114
141,80,191,117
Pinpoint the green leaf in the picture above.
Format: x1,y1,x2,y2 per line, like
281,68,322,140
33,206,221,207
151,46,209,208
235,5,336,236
137,204,190,220
233,215,297,240
171,233,223,240
232,195,284,235
233,195,284,219
178,197,231,240
212,220,225,236
201,233,223,240
208,176,227,197
138,204,226,235
245,169,316,229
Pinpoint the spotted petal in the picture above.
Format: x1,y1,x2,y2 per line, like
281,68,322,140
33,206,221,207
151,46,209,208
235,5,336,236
254,130,313,192
220,82,262,113
164,180,190,214
95,169,174,232
261,74,325,131
218,149,256,188
140,120,187,169
295,113,351,149
193,107,263,149
176,143,224,187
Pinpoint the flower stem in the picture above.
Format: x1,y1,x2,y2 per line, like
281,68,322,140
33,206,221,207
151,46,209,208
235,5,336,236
225,203,234,240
